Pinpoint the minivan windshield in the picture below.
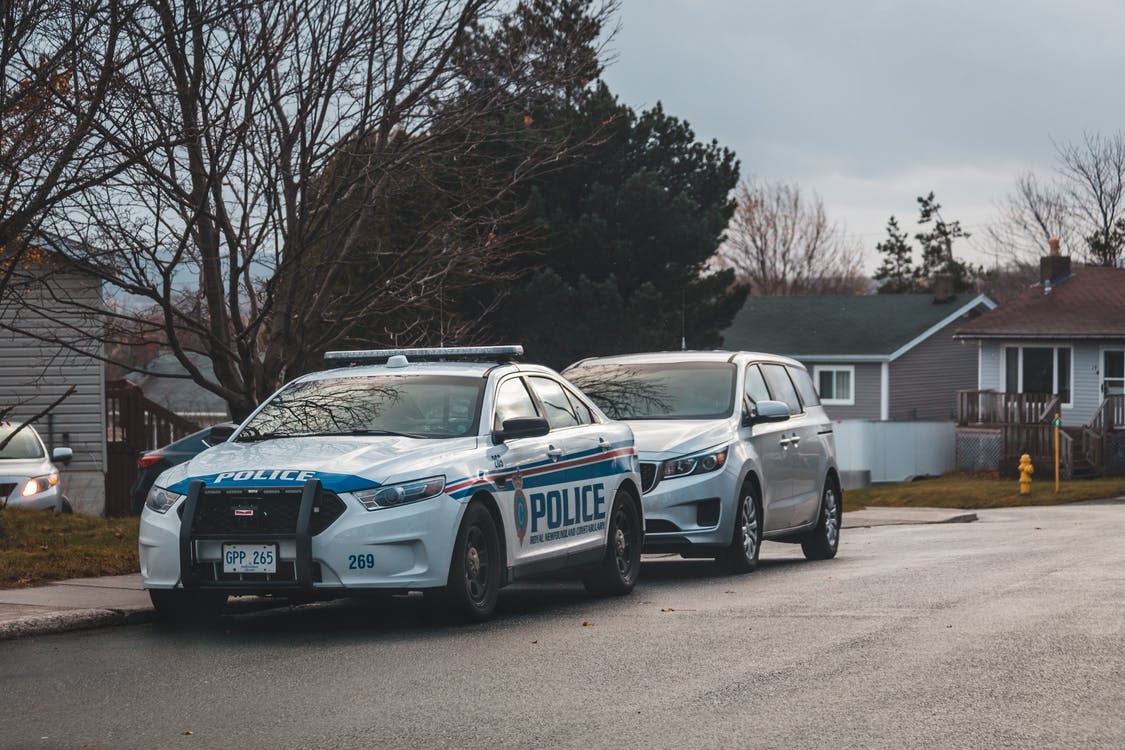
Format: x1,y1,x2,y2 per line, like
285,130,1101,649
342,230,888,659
566,362,736,420
239,374,484,440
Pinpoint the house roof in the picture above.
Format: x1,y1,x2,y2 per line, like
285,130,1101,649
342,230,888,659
127,351,229,418
955,266,1125,340
723,293,996,360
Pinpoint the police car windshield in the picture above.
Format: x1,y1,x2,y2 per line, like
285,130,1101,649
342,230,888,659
566,362,736,420
239,374,484,440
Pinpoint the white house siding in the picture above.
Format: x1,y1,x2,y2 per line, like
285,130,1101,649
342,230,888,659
889,322,978,421
834,420,955,484
0,270,106,514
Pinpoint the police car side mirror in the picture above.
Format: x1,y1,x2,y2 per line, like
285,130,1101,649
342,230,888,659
492,417,551,443
208,422,238,444
745,400,790,426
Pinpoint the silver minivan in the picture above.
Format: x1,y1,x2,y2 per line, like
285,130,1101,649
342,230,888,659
564,351,840,572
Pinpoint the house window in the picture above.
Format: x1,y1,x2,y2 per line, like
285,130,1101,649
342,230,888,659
814,365,854,405
1104,350,1124,395
1002,345,1072,405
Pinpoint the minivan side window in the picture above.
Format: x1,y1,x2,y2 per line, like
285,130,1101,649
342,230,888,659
760,363,803,415
744,364,771,404
787,366,821,408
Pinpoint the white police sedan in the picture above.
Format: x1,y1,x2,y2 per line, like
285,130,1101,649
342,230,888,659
139,347,642,622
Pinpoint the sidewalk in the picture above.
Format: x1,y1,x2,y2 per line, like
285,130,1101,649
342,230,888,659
0,507,977,640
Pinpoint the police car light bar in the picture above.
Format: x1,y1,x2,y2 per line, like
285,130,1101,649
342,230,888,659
324,345,524,363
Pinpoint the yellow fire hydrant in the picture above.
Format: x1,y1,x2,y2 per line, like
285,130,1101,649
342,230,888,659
1018,453,1034,495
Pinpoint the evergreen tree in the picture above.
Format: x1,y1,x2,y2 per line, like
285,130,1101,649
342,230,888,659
874,193,979,295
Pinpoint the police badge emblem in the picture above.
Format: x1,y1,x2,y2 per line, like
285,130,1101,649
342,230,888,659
512,473,529,545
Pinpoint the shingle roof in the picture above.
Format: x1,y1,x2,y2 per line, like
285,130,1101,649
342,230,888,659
723,294,994,358
955,266,1125,339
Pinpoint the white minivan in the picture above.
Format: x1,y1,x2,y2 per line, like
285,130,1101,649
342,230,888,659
564,351,840,573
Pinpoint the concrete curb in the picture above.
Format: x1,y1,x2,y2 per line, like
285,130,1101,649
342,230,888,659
0,606,156,641
842,509,979,528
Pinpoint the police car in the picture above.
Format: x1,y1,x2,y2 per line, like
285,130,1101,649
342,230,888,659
139,346,642,622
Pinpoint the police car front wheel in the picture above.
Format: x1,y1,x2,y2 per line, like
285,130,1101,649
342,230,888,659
440,501,502,622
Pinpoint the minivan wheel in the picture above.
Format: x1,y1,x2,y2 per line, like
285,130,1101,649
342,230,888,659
718,481,762,574
801,477,841,561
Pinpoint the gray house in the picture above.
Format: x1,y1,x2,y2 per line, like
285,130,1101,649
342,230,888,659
953,243,1125,477
1,250,107,514
723,291,997,421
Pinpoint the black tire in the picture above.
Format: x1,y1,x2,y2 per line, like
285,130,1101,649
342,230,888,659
440,502,502,622
149,589,228,624
718,481,762,574
801,476,841,561
58,496,73,514
582,488,643,596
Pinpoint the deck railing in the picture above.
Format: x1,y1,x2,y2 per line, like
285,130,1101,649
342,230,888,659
957,391,1055,426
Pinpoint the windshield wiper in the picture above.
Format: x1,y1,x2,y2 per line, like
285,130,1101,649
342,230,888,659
234,427,286,443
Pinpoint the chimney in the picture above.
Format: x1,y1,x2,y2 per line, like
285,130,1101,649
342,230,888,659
1040,236,1071,287
931,272,954,303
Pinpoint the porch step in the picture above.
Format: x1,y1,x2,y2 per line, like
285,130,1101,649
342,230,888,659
1069,459,1101,480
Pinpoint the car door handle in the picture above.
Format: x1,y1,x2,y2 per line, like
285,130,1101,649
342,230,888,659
547,445,564,461
789,435,801,447
779,436,792,448
598,437,611,452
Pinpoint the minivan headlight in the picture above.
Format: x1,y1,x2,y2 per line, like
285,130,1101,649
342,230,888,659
354,476,445,510
145,486,184,514
662,448,728,480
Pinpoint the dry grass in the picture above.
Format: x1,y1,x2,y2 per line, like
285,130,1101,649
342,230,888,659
0,508,139,589
843,472,1125,512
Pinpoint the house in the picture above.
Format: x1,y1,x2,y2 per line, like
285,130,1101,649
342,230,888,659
953,239,1125,477
126,351,230,427
0,244,107,514
723,288,997,422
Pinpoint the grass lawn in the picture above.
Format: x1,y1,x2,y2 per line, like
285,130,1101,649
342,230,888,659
0,508,139,589
2,472,1124,589
843,472,1125,513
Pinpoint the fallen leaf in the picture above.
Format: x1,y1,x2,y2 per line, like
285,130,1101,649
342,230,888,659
182,731,194,736
530,640,538,644
582,621,593,627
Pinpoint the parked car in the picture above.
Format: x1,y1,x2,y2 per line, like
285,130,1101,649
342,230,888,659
564,351,841,573
139,346,642,623
0,422,74,513
130,423,238,515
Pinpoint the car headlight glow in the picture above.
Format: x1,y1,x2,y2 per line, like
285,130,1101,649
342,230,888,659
145,486,184,514
354,476,445,510
662,448,729,480
21,473,58,497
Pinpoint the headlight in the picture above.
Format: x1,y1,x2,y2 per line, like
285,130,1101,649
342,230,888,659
21,473,59,497
145,486,184,514
354,476,445,511
662,448,728,480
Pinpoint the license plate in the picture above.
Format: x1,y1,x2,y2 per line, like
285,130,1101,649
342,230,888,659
222,543,277,574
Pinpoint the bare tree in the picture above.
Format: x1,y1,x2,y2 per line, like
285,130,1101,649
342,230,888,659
0,0,127,293
717,180,867,295
985,171,1073,266
3,0,614,419
987,132,1125,268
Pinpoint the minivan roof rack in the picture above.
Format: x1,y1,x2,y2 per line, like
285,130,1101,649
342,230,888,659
324,345,524,365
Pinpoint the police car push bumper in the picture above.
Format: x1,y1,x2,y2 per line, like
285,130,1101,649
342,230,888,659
140,476,465,592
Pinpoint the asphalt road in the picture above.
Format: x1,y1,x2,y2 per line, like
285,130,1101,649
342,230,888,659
2,502,1123,750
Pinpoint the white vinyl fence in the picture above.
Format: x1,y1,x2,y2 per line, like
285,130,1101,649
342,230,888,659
832,420,955,488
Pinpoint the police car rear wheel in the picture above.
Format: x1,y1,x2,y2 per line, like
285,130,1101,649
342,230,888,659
149,589,228,624
582,489,642,596
442,502,501,622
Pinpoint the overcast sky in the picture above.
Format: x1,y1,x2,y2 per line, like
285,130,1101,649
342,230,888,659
599,0,1125,269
